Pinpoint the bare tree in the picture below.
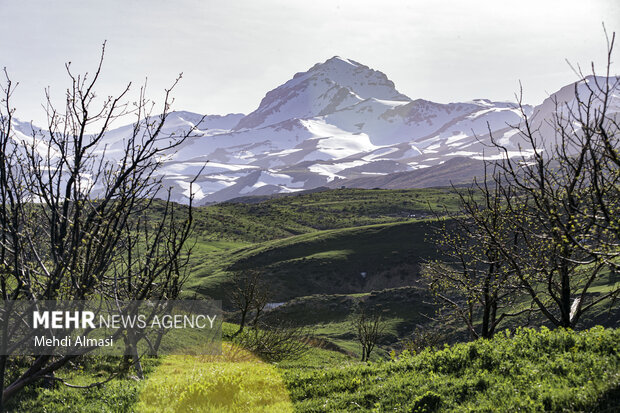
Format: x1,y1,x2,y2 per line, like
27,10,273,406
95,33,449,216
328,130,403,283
353,307,385,362
556,31,620,279
227,270,311,361
424,172,530,340
233,320,308,362
423,31,618,335
481,30,620,329
0,43,199,406
228,269,270,337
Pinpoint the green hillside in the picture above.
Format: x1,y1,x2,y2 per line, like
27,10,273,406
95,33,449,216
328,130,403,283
174,188,460,356
186,220,440,301
184,187,618,347
182,188,461,304
8,187,620,412
191,187,460,243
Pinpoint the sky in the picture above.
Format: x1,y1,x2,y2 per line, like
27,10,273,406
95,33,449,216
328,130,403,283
0,0,618,126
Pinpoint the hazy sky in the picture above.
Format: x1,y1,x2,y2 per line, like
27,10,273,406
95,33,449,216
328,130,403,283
0,0,618,125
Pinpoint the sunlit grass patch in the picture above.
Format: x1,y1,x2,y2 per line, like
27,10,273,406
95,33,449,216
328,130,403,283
136,343,293,412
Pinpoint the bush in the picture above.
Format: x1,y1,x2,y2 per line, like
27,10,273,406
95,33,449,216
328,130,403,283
233,323,309,362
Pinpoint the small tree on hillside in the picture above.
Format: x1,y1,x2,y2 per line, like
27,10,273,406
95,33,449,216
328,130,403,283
353,307,385,362
228,269,270,337
234,320,309,362
424,171,531,340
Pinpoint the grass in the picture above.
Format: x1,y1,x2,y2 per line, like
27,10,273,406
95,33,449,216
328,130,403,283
6,356,157,413
10,327,620,412
135,343,294,413
274,345,355,371
262,286,437,356
282,326,620,412
186,220,441,301
192,188,462,243
165,188,461,305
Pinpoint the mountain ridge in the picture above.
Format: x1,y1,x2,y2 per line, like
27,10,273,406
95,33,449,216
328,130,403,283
10,58,619,204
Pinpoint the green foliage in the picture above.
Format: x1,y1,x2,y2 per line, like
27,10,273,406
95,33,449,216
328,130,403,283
10,380,142,413
282,326,620,412
410,391,442,412
5,356,159,412
8,320,619,412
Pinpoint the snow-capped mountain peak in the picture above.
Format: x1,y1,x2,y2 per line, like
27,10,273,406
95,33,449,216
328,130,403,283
233,56,410,131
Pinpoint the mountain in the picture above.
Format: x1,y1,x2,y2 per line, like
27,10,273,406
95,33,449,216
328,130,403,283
326,156,489,190
233,56,410,131
10,60,619,204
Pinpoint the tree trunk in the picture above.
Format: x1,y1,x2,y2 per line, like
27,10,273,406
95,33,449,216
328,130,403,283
0,355,6,412
127,330,143,379
560,267,572,328
482,278,491,338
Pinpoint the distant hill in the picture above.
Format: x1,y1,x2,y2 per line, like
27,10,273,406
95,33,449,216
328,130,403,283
184,188,463,302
